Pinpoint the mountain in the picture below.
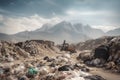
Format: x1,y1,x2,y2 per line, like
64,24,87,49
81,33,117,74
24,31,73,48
73,24,104,38
106,28,120,36
0,21,105,43
35,23,53,32
0,33,13,41
14,21,90,43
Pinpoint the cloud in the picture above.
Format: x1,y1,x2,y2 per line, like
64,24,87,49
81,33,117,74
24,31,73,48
0,14,61,34
66,10,116,16
64,10,120,28
0,0,76,17
0,0,120,34
92,25,118,32
0,0,120,17
0,15,3,21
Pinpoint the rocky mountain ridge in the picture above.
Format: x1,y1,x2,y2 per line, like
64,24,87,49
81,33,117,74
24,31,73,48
0,21,104,43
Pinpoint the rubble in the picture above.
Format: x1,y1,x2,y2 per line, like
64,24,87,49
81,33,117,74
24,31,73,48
58,65,73,71
15,40,55,56
0,58,105,80
1,37,119,80
0,40,56,62
77,36,120,73
94,45,109,60
0,43,105,80
76,36,114,50
77,50,91,62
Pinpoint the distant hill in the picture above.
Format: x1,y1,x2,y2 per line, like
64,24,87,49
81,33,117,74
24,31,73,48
13,21,105,43
0,21,119,44
0,33,13,41
73,24,104,38
106,28,120,36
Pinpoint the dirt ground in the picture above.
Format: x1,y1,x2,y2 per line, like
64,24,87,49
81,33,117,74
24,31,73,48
89,67,120,80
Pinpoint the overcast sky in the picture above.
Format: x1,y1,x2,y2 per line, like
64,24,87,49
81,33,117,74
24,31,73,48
0,0,120,34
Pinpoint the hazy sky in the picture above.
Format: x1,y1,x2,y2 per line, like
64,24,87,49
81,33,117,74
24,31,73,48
0,0,120,34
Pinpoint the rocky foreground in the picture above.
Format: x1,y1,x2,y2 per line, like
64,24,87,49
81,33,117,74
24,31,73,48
0,36,120,80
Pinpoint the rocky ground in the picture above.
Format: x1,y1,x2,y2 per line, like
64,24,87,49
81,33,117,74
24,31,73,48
0,36,120,80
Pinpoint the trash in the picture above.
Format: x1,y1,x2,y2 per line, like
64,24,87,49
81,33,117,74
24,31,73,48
27,67,38,75
105,61,115,69
92,58,101,66
7,57,14,62
63,53,71,59
94,45,109,60
2,37,120,80
43,56,49,61
3,67,11,74
58,65,73,71
19,76,29,80
79,70,91,77
77,51,91,61
81,67,90,72
77,36,120,73
0,68,4,74
39,66,49,75
14,64,25,74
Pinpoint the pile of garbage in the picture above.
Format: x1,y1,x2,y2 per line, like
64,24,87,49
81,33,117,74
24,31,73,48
15,40,55,56
77,36,120,73
76,36,115,50
0,41,26,62
0,53,105,80
0,40,56,62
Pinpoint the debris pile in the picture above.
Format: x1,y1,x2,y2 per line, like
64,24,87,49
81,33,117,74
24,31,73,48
76,36,115,50
77,36,120,73
0,40,56,62
0,51,105,80
0,41,27,62
15,40,55,56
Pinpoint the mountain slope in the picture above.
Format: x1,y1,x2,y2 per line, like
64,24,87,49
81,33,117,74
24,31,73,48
106,28,120,36
73,24,104,38
0,21,106,43
0,33,15,41
14,21,91,43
